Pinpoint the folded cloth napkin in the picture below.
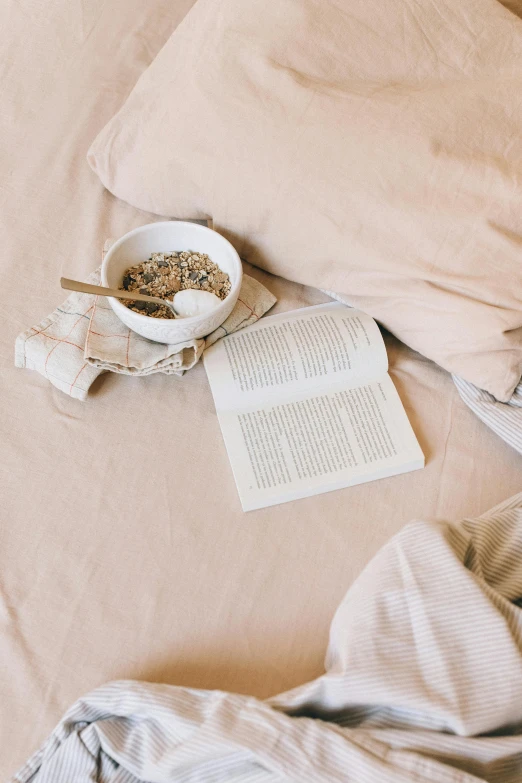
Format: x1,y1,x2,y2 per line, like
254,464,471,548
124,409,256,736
15,239,276,401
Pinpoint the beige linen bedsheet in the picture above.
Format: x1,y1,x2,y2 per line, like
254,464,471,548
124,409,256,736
1,0,521,778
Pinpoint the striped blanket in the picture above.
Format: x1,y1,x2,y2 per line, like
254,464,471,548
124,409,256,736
454,375,522,455
13,493,522,783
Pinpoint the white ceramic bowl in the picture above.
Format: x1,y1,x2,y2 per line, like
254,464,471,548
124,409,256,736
101,221,243,343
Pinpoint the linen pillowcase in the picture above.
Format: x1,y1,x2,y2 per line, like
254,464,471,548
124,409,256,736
88,0,522,401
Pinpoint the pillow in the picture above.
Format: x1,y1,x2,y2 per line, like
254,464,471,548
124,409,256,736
88,0,522,401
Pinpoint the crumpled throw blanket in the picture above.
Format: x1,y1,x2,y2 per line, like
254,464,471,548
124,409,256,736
12,493,522,783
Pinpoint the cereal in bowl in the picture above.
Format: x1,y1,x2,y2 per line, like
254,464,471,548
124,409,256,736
119,251,231,319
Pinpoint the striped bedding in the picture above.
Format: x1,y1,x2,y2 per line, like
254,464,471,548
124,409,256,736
13,493,522,783
453,375,522,455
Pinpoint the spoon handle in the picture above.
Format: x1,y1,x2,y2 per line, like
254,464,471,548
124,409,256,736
60,277,166,306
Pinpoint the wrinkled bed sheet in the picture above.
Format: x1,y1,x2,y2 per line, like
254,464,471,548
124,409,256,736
1,0,522,778
12,494,522,783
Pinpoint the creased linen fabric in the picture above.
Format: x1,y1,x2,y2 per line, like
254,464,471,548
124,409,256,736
12,494,522,783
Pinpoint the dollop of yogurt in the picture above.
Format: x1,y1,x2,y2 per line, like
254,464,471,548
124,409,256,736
173,289,222,317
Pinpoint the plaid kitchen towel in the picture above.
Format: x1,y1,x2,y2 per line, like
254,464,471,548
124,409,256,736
15,239,276,401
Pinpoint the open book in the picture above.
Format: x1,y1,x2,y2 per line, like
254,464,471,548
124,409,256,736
204,302,424,511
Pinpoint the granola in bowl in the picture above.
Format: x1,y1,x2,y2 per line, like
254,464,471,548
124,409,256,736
119,250,231,319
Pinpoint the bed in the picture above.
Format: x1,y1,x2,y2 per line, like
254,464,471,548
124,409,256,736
2,0,522,778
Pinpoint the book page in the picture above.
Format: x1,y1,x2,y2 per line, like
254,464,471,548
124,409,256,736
204,303,388,410
216,374,424,511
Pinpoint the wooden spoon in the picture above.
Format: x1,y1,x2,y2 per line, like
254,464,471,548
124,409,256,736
60,277,177,315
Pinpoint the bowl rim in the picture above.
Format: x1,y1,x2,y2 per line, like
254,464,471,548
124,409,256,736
101,220,243,324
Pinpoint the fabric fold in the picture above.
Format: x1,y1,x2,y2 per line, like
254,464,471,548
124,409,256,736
12,493,522,783
453,374,522,455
